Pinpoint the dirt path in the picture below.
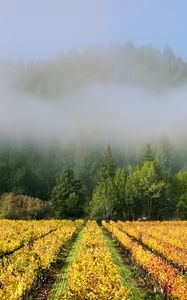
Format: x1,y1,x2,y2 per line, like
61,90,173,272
25,227,84,300
47,226,85,300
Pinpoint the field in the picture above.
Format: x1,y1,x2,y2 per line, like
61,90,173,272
0,220,186,300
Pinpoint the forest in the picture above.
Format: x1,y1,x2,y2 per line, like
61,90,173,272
0,43,187,220
0,141,187,220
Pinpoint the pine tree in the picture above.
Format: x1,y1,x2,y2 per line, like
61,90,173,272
90,146,118,220
175,171,187,219
99,145,116,181
114,168,127,218
143,144,154,162
51,169,83,218
125,160,171,220
157,137,171,171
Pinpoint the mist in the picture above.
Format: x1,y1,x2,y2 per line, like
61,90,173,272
0,43,187,148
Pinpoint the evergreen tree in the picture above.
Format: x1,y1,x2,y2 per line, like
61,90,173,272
143,144,154,162
90,178,118,220
125,165,142,220
99,145,116,181
175,171,187,219
125,160,172,220
139,160,168,220
51,169,84,218
90,146,118,220
114,168,127,218
157,137,171,171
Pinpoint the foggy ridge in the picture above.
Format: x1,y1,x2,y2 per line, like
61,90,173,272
0,43,187,146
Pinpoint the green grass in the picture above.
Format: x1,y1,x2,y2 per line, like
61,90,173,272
47,226,85,300
102,228,165,300
47,224,164,300
102,227,147,300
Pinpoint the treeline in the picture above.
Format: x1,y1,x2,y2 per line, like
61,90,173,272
90,146,176,220
0,143,102,200
0,142,186,220
1,42,187,98
19,43,187,97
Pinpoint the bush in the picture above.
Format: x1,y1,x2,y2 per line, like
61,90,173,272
0,193,53,219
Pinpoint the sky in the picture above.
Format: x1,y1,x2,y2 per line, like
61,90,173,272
0,0,187,60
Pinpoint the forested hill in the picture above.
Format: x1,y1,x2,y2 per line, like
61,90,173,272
0,43,187,220
1,43,187,98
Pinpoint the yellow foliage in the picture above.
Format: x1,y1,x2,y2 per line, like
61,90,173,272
103,220,187,300
62,221,130,300
0,220,83,300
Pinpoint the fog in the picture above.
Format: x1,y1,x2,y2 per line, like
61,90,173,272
0,44,187,148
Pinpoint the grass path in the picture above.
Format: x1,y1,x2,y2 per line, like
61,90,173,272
46,224,162,300
47,226,85,300
102,227,147,300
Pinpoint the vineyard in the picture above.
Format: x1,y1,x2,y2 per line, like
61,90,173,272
0,220,186,300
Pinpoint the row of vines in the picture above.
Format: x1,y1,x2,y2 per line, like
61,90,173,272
0,220,186,299
103,220,187,300
0,220,83,300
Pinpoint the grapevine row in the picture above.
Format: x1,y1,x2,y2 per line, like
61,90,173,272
0,220,83,300
62,220,130,300
118,221,187,251
0,220,65,257
116,221,187,271
102,221,187,300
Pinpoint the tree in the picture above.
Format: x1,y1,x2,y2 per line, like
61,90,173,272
125,165,143,220
175,170,187,219
157,137,171,171
143,144,154,162
0,160,10,194
90,178,118,220
51,169,84,218
114,168,127,218
99,145,116,181
90,146,118,220
139,161,169,220
0,193,51,220
125,160,172,220
90,168,127,220
177,196,187,220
